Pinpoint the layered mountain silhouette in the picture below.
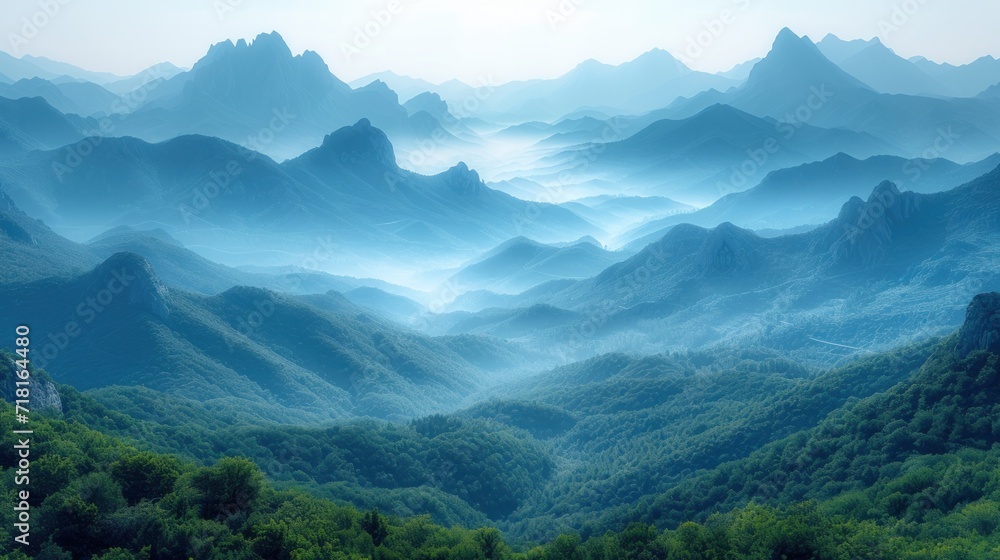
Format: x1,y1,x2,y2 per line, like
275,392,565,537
0,77,119,117
517,103,897,204
445,166,1000,361
0,95,90,156
817,35,951,96
395,49,737,122
668,29,1000,162
0,252,513,421
0,119,599,274
448,237,624,294
911,55,1000,98
113,32,455,161
621,152,1000,245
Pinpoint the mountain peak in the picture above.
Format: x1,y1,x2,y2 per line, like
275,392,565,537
746,27,871,93
319,119,397,168
443,162,484,195
832,181,920,267
774,27,803,46
698,222,759,276
88,253,170,320
957,293,1000,358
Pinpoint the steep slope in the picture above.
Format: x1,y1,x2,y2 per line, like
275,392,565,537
0,253,489,421
619,297,1000,531
978,82,1000,99
0,95,88,157
0,187,98,282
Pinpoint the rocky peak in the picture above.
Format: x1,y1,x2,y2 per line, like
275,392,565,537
442,162,485,195
88,253,170,320
697,222,759,276
957,293,1000,358
319,119,398,168
831,181,921,267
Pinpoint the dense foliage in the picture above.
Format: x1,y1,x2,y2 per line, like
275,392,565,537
4,336,1000,557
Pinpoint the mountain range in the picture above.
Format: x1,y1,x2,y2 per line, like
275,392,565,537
621,151,1000,246
427,167,999,363
0,119,599,276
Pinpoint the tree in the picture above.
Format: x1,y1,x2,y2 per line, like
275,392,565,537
475,527,507,560
362,508,390,547
191,457,263,521
112,452,181,505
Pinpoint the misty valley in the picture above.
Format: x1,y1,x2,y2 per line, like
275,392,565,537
1,21,1000,560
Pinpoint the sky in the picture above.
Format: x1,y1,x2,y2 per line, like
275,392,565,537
3,0,999,84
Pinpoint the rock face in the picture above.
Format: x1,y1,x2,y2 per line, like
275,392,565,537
319,118,398,168
957,292,1000,358
443,162,484,196
697,222,758,276
89,252,171,320
832,181,921,267
0,354,62,414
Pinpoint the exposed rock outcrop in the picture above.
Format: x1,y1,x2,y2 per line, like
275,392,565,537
957,292,1000,358
319,118,398,168
0,354,62,414
832,181,921,267
88,252,171,320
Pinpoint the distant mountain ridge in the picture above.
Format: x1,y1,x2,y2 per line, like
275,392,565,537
0,119,601,275
621,152,1000,246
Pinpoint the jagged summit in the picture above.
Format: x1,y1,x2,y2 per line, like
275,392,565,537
832,181,921,267
317,119,398,168
957,293,1000,357
774,27,804,48
442,162,484,195
201,31,295,65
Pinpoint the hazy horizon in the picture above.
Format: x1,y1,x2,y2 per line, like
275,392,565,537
3,0,1000,84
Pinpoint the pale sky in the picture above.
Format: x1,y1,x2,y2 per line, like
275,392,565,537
3,0,999,84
